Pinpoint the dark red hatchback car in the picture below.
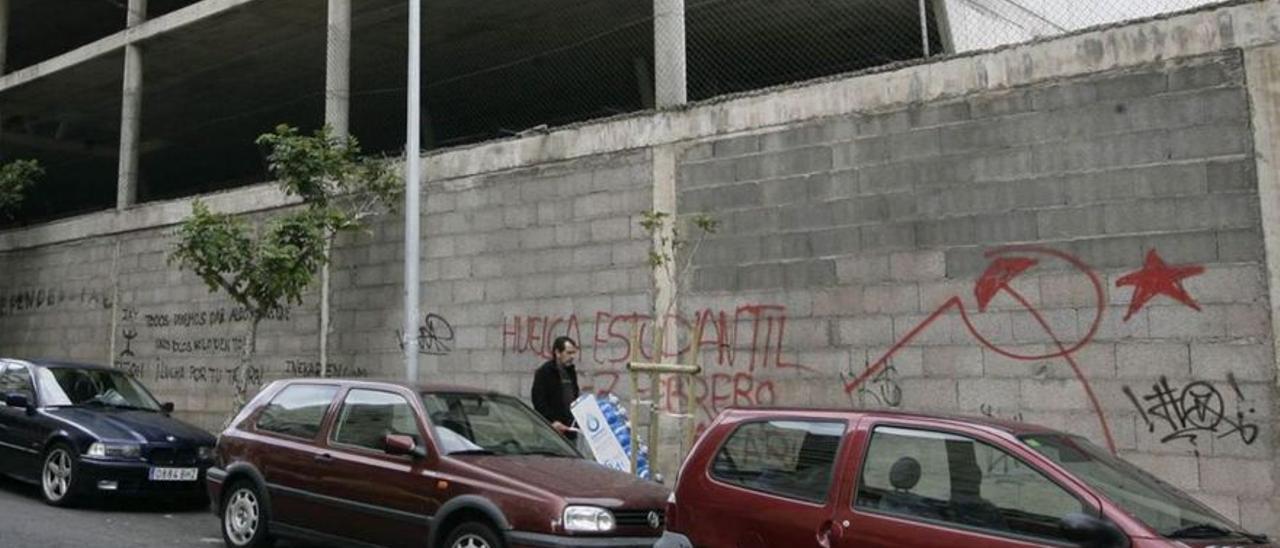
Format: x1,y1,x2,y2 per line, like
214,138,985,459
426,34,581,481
207,379,669,548
659,408,1272,548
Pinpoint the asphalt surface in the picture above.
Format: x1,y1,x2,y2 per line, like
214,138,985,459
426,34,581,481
0,474,320,548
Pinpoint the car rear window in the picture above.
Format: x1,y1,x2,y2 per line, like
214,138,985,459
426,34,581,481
254,384,338,440
710,420,845,504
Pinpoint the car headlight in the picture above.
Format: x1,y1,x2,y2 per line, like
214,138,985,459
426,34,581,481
198,446,216,461
87,442,142,459
563,505,616,533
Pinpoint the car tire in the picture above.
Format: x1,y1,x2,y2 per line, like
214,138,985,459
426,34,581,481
221,481,274,548
444,521,505,548
40,442,82,507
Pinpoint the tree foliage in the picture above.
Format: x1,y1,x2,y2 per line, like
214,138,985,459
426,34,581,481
169,124,401,408
255,124,401,226
170,201,336,319
0,159,43,217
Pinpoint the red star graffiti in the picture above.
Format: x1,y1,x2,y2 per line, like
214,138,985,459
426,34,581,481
1115,250,1205,322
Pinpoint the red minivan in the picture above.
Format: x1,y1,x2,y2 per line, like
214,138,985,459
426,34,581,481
659,408,1272,548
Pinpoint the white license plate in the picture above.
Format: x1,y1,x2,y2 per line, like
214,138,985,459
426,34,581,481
149,467,198,481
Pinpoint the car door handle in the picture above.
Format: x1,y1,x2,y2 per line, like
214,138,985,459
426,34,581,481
313,453,333,463
817,520,834,548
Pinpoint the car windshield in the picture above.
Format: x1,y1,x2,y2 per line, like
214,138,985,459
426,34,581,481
421,391,579,457
1022,434,1246,538
39,367,162,411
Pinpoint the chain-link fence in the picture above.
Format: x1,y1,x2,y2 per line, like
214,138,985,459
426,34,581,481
0,0,1236,225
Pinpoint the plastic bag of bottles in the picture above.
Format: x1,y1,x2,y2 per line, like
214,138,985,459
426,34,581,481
597,394,650,480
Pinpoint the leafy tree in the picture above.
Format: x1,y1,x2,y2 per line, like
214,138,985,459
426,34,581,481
0,159,43,217
255,125,400,221
170,202,336,409
255,124,401,377
170,125,399,410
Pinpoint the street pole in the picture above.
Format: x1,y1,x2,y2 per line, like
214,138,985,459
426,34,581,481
403,0,421,383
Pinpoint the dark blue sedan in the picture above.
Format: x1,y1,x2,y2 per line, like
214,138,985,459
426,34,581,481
0,359,216,506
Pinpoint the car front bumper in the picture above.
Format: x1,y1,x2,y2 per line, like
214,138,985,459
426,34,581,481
78,457,210,497
508,531,660,548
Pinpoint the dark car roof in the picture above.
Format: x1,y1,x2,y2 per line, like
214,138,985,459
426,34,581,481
718,406,1061,437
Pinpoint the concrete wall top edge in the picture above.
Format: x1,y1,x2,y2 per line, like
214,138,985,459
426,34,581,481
0,182,297,251
1,0,1275,251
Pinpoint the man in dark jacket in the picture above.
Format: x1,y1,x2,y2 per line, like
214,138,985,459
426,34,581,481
531,336,580,439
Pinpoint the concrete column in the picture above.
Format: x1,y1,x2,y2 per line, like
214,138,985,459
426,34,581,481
116,0,146,210
653,0,687,107
932,0,955,55
0,0,9,143
919,0,930,57
319,0,352,378
1244,43,1280,536
126,0,146,26
0,0,10,74
325,0,351,138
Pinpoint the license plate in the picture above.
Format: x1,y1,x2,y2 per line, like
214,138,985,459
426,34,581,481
149,467,198,481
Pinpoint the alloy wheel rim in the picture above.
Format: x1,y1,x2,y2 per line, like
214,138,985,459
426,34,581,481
42,449,72,501
225,489,260,545
453,533,490,548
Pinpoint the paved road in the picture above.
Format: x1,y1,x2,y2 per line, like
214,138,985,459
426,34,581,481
0,475,320,548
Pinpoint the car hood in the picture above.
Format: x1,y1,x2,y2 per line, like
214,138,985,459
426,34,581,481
460,455,670,507
45,407,215,445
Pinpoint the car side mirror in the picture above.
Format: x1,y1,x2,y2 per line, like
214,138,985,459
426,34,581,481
5,393,34,414
1061,512,1126,548
160,402,175,414
384,434,427,459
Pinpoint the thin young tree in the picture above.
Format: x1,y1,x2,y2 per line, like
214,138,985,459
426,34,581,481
170,125,399,410
255,124,401,377
170,202,336,410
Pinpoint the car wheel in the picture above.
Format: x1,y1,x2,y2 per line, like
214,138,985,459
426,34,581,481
41,443,81,507
221,481,273,547
445,521,504,548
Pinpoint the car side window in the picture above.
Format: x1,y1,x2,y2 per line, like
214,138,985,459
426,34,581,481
709,420,844,504
855,426,1084,542
254,384,339,440
0,364,35,404
330,389,421,452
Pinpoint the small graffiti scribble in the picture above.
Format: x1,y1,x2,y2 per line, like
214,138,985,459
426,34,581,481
119,328,138,358
848,361,902,408
979,403,1024,423
396,313,455,356
1124,374,1258,449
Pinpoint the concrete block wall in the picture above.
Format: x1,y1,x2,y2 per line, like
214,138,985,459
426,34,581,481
675,50,1275,531
0,208,323,429
1,0,1279,536
327,150,657,401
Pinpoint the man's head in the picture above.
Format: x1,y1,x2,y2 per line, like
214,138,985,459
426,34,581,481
553,336,578,367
